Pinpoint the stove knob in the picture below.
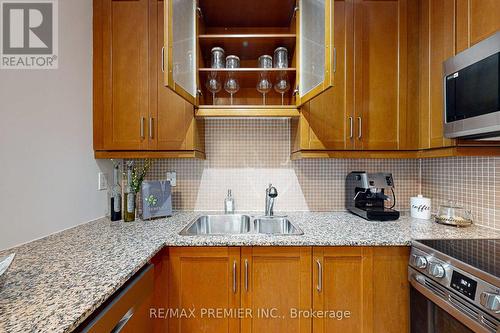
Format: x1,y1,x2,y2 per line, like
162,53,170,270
414,256,428,269
428,263,445,278
480,292,500,313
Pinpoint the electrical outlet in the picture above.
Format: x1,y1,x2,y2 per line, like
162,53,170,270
98,172,108,191
166,171,177,187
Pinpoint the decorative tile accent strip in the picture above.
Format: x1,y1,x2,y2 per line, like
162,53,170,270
129,119,419,213
421,157,500,231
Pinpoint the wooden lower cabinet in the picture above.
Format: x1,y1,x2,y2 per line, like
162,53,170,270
313,247,410,333
241,247,312,333
168,247,241,333
165,246,409,333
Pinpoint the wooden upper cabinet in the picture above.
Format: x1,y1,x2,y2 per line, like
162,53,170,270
292,0,354,151
93,0,205,156
418,0,455,149
241,247,312,333
162,0,334,111
168,247,241,333
353,0,406,150
95,0,150,150
456,0,500,53
298,0,335,106
163,0,198,106
154,0,202,151
292,0,412,153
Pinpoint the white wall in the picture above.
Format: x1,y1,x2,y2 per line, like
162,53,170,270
0,0,110,249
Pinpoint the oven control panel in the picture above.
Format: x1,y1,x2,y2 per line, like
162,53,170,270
450,270,478,300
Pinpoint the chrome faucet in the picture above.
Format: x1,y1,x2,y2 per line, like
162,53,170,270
265,184,278,216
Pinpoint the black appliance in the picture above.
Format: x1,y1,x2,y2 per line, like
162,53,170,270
345,171,400,221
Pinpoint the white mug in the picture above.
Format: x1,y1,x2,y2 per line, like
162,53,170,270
410,195,432,220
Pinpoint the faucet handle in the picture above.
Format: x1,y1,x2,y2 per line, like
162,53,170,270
267,185,278,198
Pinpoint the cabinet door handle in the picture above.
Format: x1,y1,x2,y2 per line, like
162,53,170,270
111,307,134,333
349,117,353,139
149,117,154,139
244,259,249,292
140,117,145,139
316,259,322,293
161,47,165,73
333,47,337,74
357,117,362,139
233,261,237,294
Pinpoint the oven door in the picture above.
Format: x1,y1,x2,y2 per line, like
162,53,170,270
411,286,475,333
409,267,498,333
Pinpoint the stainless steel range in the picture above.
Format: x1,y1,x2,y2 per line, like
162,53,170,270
409,239,499,333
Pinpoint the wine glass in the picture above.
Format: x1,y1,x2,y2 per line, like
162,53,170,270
224,77,240,105
274,73,290,105
206,75,222,104
224,55,240,105
257,55,273,105
257,75,272,105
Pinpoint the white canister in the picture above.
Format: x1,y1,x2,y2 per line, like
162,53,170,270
410,195,432,220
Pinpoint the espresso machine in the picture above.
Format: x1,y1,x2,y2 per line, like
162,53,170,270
345,172,400,221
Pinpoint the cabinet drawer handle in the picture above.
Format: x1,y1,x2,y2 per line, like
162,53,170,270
161,47,165,73
140,117,145,139
149,117,154,139
233,261,237,294
316,259,322,293
244,259,249,292
357,117,362,139
349,117,353,139
111,307,134,333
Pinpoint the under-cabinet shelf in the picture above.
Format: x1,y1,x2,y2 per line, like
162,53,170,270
195,105,300,118
199,33,296,63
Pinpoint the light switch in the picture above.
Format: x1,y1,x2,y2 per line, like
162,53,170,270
166,171,177,187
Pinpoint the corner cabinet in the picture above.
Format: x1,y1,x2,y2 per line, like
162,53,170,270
93,0,205,159
163,0,335,117
292,0,418,156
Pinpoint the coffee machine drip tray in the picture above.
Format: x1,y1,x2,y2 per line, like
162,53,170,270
351,206,400,221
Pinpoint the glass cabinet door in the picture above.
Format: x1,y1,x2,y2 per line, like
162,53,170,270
164,0,197,105
298,0,334,105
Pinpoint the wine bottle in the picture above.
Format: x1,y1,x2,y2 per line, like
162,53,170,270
110,164,122,221
123,163,136,222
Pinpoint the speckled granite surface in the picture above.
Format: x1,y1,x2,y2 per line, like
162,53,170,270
0,211,498,333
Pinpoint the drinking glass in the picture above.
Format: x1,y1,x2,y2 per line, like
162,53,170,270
224,55,240,105
273,47,289,69
257,55,273,105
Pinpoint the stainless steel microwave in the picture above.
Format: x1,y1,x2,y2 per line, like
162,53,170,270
443,31,500,140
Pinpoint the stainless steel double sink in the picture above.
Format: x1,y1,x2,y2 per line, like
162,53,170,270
179,214,303,236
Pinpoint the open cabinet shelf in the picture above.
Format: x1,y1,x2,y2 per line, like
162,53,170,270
164,0,334,117
199,33,297,64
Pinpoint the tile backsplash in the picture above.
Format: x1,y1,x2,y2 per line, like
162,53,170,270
129,119,499,231
132,119,419,213
422,157,500,230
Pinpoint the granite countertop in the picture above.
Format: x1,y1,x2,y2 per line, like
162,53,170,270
0,211,498,333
